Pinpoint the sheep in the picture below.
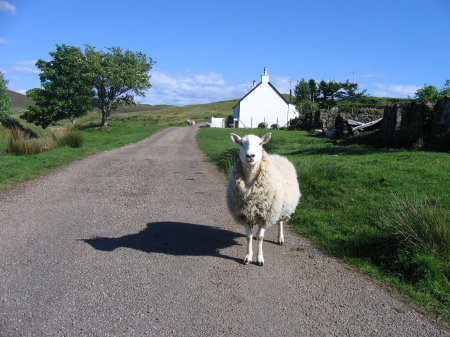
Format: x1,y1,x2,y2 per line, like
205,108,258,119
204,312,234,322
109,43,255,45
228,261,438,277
186,119,196,127
271,123,280,130
258,121,269,129
226,132,301,265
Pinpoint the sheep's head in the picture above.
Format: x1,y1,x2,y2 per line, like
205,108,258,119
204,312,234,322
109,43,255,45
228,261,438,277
230,133,272,167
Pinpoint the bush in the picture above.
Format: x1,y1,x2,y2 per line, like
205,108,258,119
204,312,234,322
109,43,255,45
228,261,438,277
8,127,55,155
383,194,450,258
381,194,450,289
54,129,83,148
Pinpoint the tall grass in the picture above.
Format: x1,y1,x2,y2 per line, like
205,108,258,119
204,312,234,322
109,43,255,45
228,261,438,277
53,128,84,148
381,193,450,293
8,127,56,155
383,194,450,259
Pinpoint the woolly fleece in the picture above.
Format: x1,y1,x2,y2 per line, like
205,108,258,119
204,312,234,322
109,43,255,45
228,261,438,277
226,151,301,229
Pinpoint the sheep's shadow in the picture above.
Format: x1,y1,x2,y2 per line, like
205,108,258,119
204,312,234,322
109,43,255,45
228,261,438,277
83,221,243,263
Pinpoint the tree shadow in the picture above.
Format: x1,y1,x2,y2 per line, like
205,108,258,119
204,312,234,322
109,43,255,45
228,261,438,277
82,221,243,263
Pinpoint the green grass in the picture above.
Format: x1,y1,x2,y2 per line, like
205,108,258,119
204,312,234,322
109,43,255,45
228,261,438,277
197,127,450,322
0,113,165,192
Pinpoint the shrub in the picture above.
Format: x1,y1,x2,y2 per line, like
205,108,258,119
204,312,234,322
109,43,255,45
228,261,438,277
383,194,450,259
54,129,83,148
8,127,55,155
381,194,450,289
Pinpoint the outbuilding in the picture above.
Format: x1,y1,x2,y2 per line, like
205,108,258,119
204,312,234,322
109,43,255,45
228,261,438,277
232,68,298,128
209,116,225,128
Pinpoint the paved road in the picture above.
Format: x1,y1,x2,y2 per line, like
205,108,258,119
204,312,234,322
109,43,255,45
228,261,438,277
1,125,448,336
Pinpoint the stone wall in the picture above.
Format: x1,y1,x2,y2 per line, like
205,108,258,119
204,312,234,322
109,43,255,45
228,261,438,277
295,98,450,151
379,98,450,150
297,108,384,137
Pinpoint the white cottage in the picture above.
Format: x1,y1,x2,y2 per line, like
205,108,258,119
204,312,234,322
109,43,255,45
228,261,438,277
232,68,298,128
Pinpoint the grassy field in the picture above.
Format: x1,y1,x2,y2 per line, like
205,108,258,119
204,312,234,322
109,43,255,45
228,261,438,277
197,127,450,322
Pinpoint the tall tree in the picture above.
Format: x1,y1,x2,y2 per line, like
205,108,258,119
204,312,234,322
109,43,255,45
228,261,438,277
339,80,367,101
84,45,155,126
308,79,318,102
294,78,310,102
0,71,11,121
22,45,96,128
318,80,331,102
294,78,318,114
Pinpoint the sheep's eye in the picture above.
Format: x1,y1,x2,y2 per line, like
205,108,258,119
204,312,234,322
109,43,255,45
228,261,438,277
259,142,262,146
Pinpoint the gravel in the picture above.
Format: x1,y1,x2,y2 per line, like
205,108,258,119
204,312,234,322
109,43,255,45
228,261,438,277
0,125,448,336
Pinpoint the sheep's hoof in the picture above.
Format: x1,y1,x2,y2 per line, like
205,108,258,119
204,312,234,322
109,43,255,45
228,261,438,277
243,256,251,265
257,260,264,266
277,241,284,246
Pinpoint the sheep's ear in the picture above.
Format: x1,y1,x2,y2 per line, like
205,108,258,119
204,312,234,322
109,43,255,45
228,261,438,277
261,133,272,144
230,133,241,144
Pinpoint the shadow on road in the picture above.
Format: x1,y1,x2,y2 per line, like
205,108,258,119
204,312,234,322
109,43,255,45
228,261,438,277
83,221,243,263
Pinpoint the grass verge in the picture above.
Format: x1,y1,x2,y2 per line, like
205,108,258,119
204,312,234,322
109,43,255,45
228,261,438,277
197,127,450,323
0,113,165,192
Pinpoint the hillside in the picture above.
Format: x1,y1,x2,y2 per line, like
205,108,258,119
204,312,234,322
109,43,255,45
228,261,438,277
7,90,34,113
7,90,238,119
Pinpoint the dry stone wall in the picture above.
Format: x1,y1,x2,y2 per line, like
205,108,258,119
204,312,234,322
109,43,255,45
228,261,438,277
380,98,450,150
296,98,450,151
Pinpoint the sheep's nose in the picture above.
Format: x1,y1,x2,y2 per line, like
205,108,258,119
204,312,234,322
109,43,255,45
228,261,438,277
246,154,255,158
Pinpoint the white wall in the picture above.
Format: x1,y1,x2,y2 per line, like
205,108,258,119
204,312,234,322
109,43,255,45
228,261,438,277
234,83,298,128
210,117,225,128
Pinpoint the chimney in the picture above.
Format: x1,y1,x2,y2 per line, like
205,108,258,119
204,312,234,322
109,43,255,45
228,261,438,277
261,67,269,84
252,80,256,89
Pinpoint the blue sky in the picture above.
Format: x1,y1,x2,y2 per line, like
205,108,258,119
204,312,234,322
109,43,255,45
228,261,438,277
1,0,449,106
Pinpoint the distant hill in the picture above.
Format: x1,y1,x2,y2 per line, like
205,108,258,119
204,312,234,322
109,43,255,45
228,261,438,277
7,90,172,114
8,90,34,113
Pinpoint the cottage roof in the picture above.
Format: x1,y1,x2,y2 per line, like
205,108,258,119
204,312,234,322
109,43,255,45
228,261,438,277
233,81,292,109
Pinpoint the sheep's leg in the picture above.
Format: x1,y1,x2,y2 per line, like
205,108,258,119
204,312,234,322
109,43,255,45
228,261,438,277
277,221,284,245
243,224,253,265
256,226,266,266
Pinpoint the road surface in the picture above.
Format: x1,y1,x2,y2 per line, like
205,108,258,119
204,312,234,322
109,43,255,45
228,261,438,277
1,125,448,336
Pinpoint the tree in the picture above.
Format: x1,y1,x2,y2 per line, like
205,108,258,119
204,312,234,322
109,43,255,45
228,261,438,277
308,79,318,102
22,44,155,128
294,78,318,114
415,84,441,103
0,71,11,121
22,45,96,128
440,80,450,98
84,45,155,126
294,78,310,102
339,80,367,101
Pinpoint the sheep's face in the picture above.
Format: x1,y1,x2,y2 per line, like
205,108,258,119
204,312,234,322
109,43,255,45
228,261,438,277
230,133,272,167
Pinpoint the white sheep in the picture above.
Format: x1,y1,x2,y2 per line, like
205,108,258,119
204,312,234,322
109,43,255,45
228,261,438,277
226,132,301,265
186,119,196,127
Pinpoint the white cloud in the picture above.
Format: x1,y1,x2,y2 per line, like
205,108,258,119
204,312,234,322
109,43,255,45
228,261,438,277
11,60,39,75
141,69,248,105
0,37,11,44
270,74,295,94
0,1,16,14
372,83,420,98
